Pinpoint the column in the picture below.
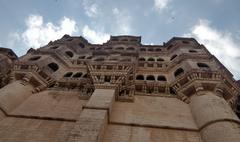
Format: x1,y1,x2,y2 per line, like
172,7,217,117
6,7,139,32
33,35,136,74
190,84,240,142
68,89,115,142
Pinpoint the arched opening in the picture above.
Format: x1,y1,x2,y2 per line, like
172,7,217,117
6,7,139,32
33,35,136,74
136,75,144,80
148,48,154,51
79,43,85,48
174,68,184,77
116,47,124,50
139,57,145,61
82,74,87,78
182,41,190,44
140,48,146,51
170,54,177,61
78,56,85,59
189,50,197,53
86,56,92,59
65,51,74,58
64,72,73,77
104,76,111,82
157,75,167,81
50,46,59,49
105,47,112,50
94,58,104,61
148,58,155,61
48,63,59,72
109,58,118,61
157,58,164,61
73,72,82,78
155,48,162,51
126,47,134,50
121,58,131,62
146,75,155,81
197,63,210,68
29,56,41,61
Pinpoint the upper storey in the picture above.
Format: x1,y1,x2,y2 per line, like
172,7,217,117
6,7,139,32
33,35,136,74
10,35,240,104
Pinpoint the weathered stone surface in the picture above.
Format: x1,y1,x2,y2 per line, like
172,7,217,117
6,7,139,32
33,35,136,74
11,90,86,120
190,93,239,128
85,89,115,113
111,96,198,130
0,80,33,112
0,117,75,142
68,109,108,142
103,124,203,142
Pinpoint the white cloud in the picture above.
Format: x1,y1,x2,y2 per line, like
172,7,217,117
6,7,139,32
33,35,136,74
112,8,132,34
154,0,170,11
184,19,240,79
82,25,109,44
21,15,78,48
82,0,99,18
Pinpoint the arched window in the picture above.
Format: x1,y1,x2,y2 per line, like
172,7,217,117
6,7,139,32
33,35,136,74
170,54,177,61
197,63,210,68
79,43,85,48
182,41,190,44
105,47,112,50
116,47,124,50
189,50,197,53
50,46,59,49
64,72,73,77
136,75,144,80
29,56,41,61
94,58,104,61
174,68,184,77
126,47,134,50
104,76,111,82
82,74,87,78
121,58,131,62
65,51,74,58
157,75,167,81
148,58,155,61
148,48,154,51
155,48,162,51
48,63,59,72
73,72,82,78
140,48,146,51
139,57,145,61
146,75,155,81
78,56,85,59
157,58,164,61
109,58,118,61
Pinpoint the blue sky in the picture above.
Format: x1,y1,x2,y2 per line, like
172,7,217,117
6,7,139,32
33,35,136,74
0,0,240,79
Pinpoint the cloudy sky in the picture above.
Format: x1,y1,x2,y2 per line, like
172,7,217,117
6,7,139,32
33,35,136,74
0,0,240,79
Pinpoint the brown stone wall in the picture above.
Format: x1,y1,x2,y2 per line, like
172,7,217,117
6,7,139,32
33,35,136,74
110,96,198,130
103,124,202,142
11,90,86,120
0,117,74,142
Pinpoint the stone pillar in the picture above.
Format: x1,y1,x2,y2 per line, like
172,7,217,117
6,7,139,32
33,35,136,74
68,89,115,142
190,87,240,142
0,80,34,112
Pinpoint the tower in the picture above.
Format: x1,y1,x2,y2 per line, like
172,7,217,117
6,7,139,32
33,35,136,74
0,35,239,142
